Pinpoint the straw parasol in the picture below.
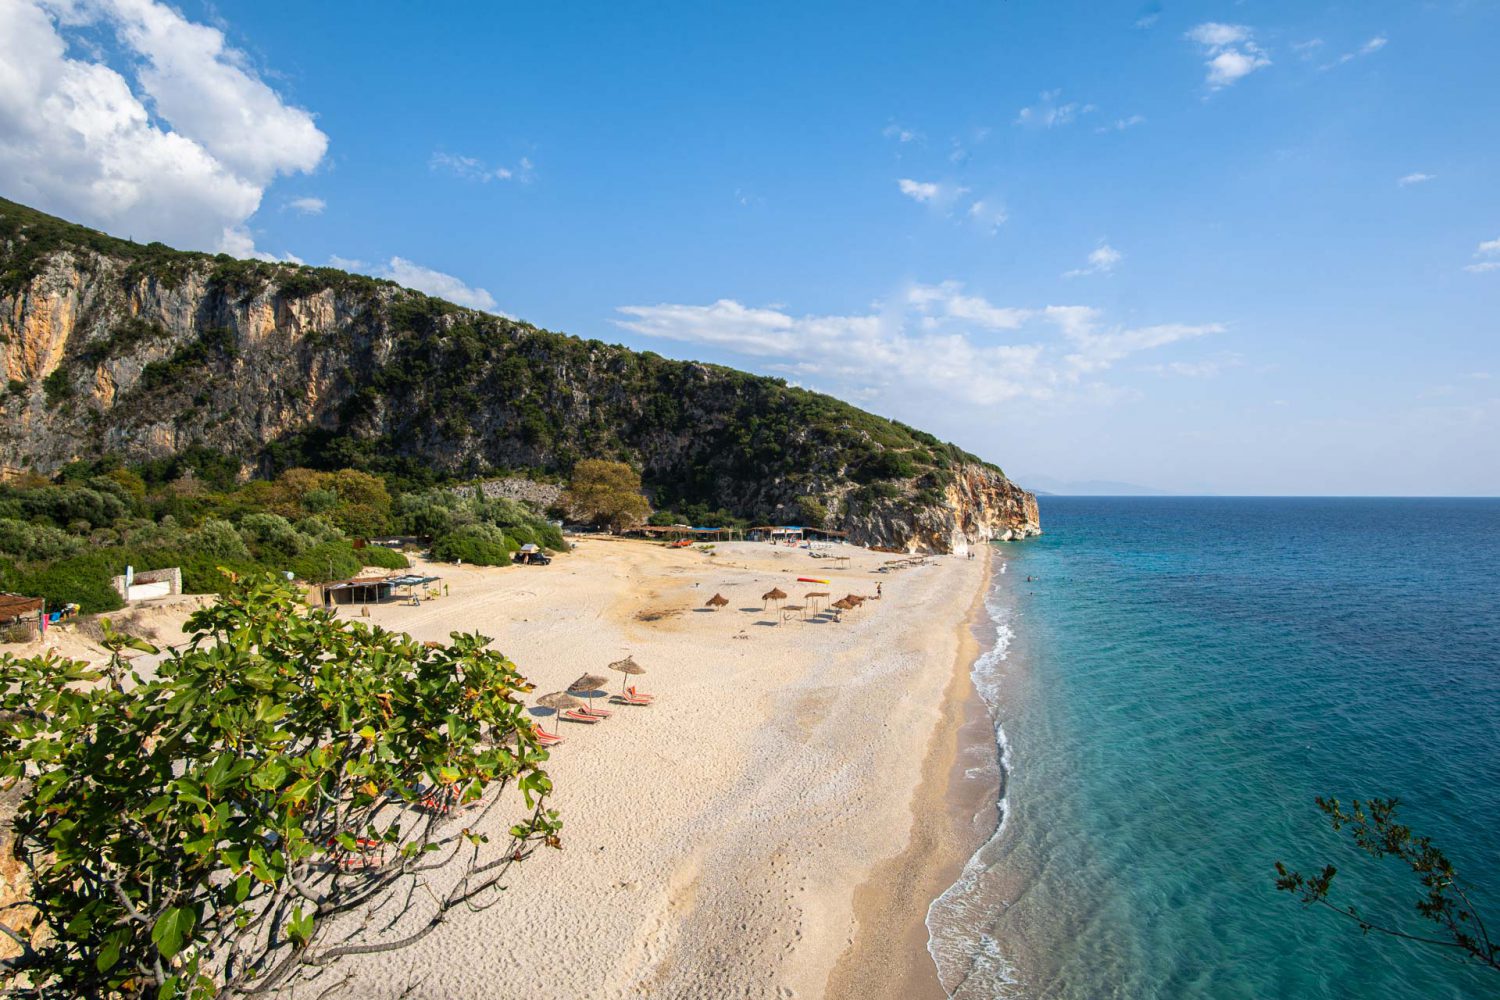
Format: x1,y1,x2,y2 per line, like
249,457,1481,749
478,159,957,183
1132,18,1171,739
781,604,805,622
841,593,866,608
705,592,729,610
537,691,585,735
804,590,830,611
828,596,852,620
608,655,646,693
567,673,610,713
762,587,788,611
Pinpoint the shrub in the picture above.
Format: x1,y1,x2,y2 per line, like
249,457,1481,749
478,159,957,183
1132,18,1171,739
431,523,513,565
358,544,409,570
288,540,363,582
294,515,344,543
0,518,85,561
0,574,559,998
6,555,124,614
238,512,311,560
186,518,251,561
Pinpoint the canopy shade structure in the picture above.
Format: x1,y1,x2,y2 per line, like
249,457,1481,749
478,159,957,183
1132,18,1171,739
537,691,586,735
705,593,729,609
608,655,646,693
568,673,611,713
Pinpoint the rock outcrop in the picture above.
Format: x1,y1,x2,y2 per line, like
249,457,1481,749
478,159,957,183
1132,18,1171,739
0,198,1038,552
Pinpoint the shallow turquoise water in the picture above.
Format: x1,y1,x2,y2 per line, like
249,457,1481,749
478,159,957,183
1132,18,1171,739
929,497,1500,999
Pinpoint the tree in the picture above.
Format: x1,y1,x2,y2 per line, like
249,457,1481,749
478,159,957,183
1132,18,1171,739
560,459,651,532
1275,797,1497,974
0,573,560,999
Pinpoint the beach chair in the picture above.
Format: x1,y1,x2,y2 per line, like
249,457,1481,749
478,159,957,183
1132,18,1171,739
531,725,565,746
419,786,458,815
611,691,653,706
579,706,613,719
561,709,601,724
628,685,656,701
327,835,385,870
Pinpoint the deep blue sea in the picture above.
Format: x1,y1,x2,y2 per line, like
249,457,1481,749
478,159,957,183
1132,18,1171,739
928,497,1500,999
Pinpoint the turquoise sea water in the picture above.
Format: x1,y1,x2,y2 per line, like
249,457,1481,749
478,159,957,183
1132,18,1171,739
929,497,1500,999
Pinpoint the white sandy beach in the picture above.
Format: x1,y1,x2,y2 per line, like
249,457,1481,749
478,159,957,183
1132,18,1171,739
303,536,988,999
8,536,989,998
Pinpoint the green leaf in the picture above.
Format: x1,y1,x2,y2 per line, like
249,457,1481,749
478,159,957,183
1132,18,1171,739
97,927,130,972
287,905,314,946
151,905,197,959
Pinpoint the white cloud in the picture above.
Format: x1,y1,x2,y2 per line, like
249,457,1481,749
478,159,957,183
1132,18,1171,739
1464,238,1500,274
967,199,1009,235
1135,13,1161,29
614,281,1221,409
898,178,942,203
1186,22,1271,89
376,257,500,311
219,226,301,264
288,196,325,215
1015,90,1092,128
1141,356,1241,378
1326,34,1390,68
1064,241,1123,278
430,150,532,183
882,123,922,143
1398,172,1435,186
0,0,326,257
327,254,366,271
1095,115,1146,133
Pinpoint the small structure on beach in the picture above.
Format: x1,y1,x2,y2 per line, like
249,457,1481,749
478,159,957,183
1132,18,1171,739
567,673,611,713
537,691,586,735
110,566,181,603
761,587,787,611
319,573,441,606
607,655,646,693
705,592,729,610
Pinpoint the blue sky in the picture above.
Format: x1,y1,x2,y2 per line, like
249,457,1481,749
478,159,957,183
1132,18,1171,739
2,1,1496,494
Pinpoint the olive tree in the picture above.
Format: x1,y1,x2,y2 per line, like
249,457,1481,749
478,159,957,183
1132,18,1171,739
560,460,650,533
0,573,560,998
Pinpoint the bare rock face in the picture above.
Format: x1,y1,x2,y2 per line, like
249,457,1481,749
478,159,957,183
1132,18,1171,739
837,462,1040,554
0,207,1039,553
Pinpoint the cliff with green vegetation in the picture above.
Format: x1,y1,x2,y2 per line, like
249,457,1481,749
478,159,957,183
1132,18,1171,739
0,197,1038,552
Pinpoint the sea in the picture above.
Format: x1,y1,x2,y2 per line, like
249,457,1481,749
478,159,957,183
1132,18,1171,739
927,497,1500,999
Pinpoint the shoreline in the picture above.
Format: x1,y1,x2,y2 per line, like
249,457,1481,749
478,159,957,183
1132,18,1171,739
826,545,1003,1000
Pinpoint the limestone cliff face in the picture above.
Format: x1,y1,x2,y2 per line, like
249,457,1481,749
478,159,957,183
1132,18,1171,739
0,199,1038,552
836,462,1041,554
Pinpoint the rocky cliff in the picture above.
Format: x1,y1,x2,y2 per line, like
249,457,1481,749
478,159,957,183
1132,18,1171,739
0,197,1038,551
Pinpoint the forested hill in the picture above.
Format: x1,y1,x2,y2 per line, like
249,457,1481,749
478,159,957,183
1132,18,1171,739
0,197,1038,551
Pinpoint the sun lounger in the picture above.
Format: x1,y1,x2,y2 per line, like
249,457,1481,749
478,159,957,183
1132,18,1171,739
579,706,613,719
611,692,653,706
628,685,656,701
561,709,601,724
531,725,565,746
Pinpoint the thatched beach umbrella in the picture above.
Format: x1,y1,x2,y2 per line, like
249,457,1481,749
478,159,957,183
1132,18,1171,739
781,604,805,622
567,673,610,713
762,587,788,611
608,655,646,694
705,592,729,610
804,590,830,611
841,593,865,609
537,691,585,735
